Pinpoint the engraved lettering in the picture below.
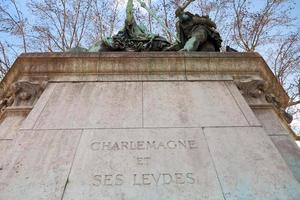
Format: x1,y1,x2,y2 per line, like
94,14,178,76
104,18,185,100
133,174,142,185
142,174,152,185
137,157,143,165
186,173,196,184
112,142,120,151
130,141,137,150
92,175,102,186
102,142,112,151
157,142,166,150
167,141,177,149
136,157,151,166
115,174,124,185
188,140,198,149
162,173,172,185
91,173,198,186
91,142,101,151
90,140,199,151
151,173,161,184
92,174,124,186
104,174,113,186
121,141,129,150
146,141,156,149
175,173,185,184
137,141,145,150
178,140,186,148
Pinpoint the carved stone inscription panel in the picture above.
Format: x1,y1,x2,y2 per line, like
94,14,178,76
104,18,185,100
63,128,225,200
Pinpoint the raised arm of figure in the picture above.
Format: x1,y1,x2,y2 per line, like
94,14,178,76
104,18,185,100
176,0,195,17
126,0,134,24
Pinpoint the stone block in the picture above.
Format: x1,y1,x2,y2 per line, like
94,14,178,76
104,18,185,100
225,82,260,126
33,82,143,129
0,116,24,139
186,73,233,81
253,108,288,135
20,83,57,130
204,127,300,200
0,130,82,200
143,82,249,128
0,140,12,172
62,128,225,200
270,135,300,183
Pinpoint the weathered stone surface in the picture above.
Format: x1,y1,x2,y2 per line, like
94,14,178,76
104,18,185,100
0,140,12,155
20,83,57,130
0,140,12,173
0,52,297,200
10,81,47,107
22,81,259,130
63,128,225,200
1,53,289,111
33,82,143,129
143,81,249,127
0,130,81,200
204,127,300,200
0,115,24,139
253,108,288,135
48,73,186,82
234,78,266,98
270,135,300,183
225,81,260,126
20,53,186,75
186,73,233,81
184,54,260,74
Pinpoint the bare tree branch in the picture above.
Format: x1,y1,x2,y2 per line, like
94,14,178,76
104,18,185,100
28,0,94,51
0,0,27,52
232,0,295,51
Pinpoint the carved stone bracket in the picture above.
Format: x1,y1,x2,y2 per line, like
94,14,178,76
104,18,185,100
235,78,293,124
10,81,47,107
0,96,14,113
0,81,47,118
265,93,293,124
235,78,267,98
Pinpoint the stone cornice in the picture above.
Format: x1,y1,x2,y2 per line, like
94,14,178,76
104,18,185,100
0,106,33,122
0,52,289,107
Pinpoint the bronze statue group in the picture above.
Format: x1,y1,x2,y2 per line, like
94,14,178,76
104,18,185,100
92,0,222,52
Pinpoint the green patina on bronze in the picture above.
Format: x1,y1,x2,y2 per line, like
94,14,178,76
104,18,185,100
167,0,222,52
88,0,222,52
97,0,170,52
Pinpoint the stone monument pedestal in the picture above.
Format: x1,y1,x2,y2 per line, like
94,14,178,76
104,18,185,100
0,52,300,199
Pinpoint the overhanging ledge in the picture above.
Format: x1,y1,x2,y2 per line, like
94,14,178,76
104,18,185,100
0,52,289,107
